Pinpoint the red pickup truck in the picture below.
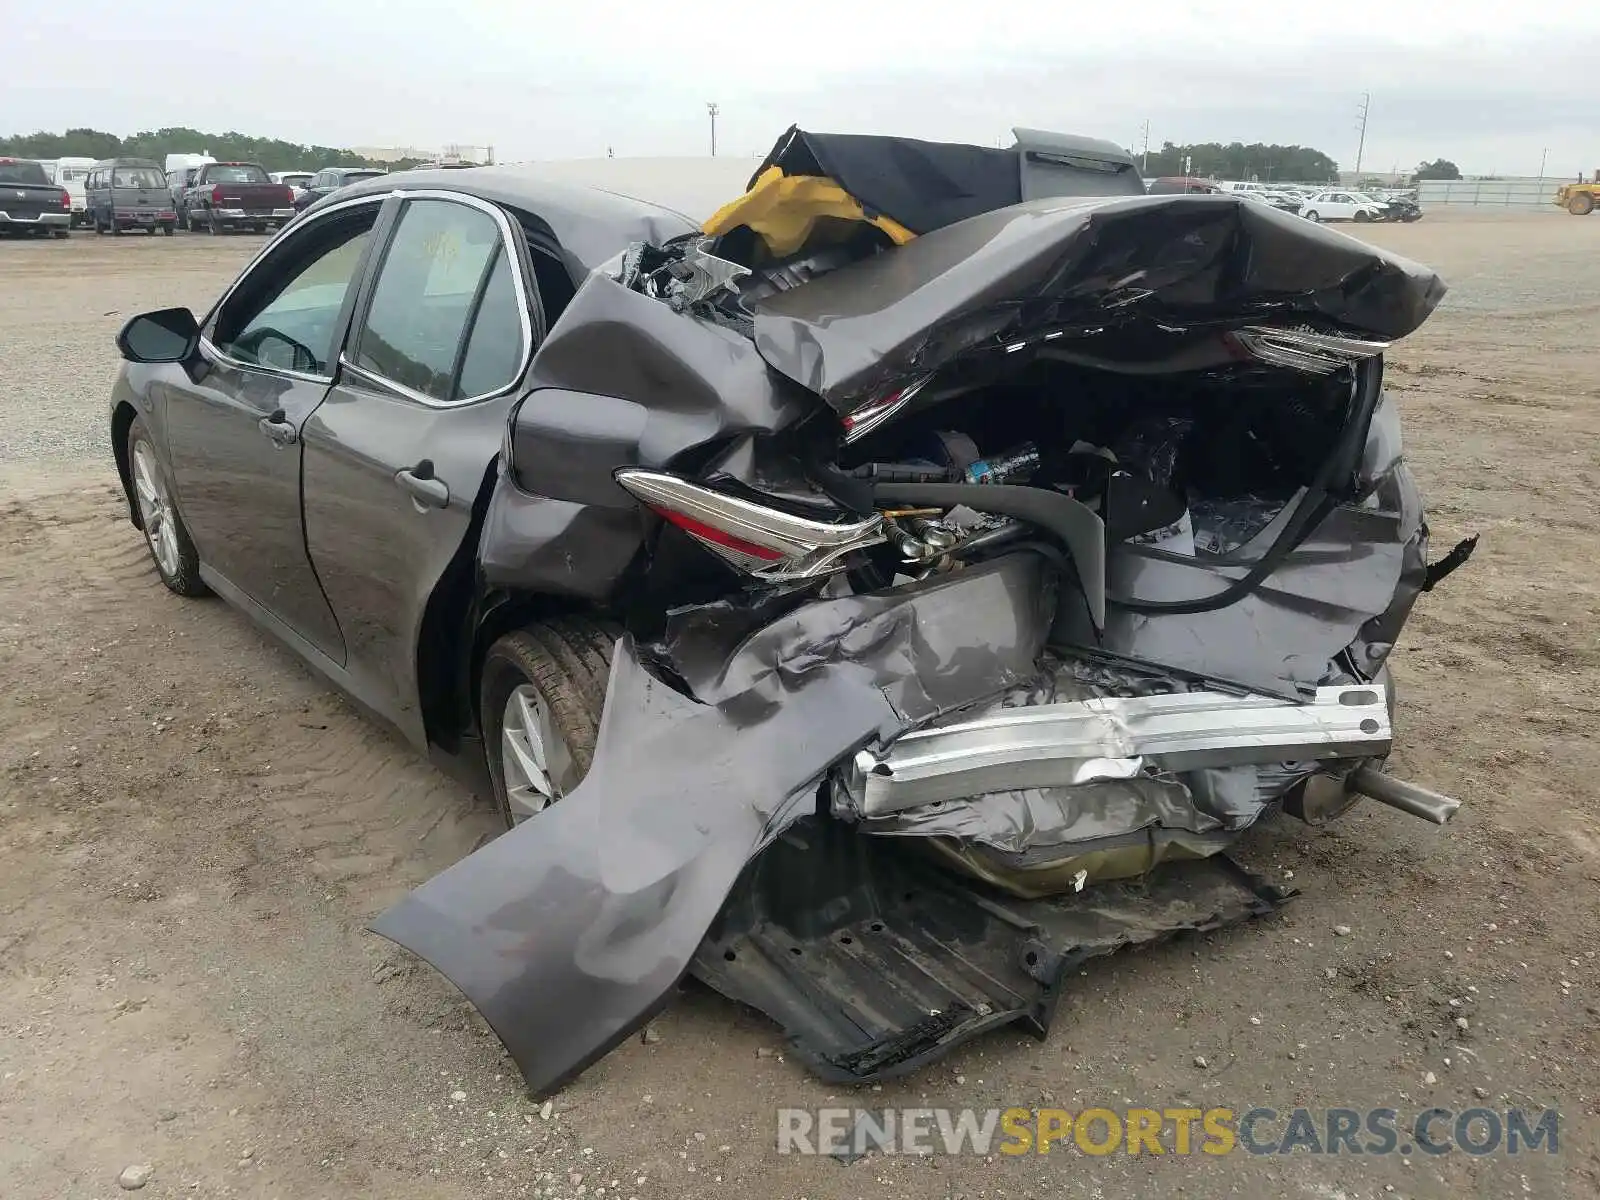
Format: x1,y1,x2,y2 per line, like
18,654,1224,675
178,162,295,234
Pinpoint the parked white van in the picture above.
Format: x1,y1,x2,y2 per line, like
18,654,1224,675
48,157,96,227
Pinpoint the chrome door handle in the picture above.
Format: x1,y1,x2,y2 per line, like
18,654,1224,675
397,461,449,509
258,409,297,447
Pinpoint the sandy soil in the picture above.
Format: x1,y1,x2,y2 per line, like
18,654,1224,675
1,211,1597,1199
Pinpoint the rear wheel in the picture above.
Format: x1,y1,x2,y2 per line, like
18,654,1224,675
1304,210,1320,222
161,223,175,236
52,228,68,239
126,417,206,597
480,618,620,828
1569,193,1595,216
208,209,222,235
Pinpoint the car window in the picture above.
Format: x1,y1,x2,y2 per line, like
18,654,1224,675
452,248,525,400
208,164,270,183
0,160,50,185
113,167,166,188
354,199,511,402
212,205,377,375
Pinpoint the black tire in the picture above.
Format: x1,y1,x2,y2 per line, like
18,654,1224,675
126,417,207,597
1569,193,1595,216
479,617,620,829
252,222,266,233
1304,210,1319,222
93,212,105,234
52,228,68,239
161,224,175,236
1354,210,1372,223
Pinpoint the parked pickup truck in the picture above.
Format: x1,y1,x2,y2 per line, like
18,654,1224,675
0,157,71,238
179,162,294,234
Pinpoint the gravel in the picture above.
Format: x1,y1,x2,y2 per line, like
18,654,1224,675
117,1163,153,1190
0,235,256,467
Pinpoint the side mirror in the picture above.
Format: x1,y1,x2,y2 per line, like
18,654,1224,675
117,308,200,364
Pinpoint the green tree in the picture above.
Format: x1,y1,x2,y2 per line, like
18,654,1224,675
0,127,388,172
1413,158,1462,181
1141,141,1339,182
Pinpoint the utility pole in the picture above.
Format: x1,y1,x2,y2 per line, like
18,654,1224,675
1354,92,1370,179
1140,120,1151,173
1538,146,1548,185
706,102,719,157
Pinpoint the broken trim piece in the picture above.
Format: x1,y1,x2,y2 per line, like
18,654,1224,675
1232,326,1392,375
614,468,886,580
848,685,1393,816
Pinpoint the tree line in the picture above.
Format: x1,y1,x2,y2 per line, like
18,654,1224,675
0,127,409,172
1137,141,1341,182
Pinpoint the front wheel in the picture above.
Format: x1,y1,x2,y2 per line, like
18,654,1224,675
480,619,619,828
1569,193,1595,216
52,228,69,239
127,417,207,597
1354,210,1372,223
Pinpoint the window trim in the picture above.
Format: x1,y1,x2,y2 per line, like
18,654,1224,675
198,193,390,385
338,190,536,410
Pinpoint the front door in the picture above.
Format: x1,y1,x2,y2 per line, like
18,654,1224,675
301,193,539,746
162,196,389,663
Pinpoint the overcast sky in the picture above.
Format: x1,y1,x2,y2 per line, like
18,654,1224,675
12,1,1599,176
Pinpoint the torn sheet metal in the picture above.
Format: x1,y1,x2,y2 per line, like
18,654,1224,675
692,818,1290,1084
748,194,1447,412
1051,396,1427,696
479,270,812,599
371,554,1054,1096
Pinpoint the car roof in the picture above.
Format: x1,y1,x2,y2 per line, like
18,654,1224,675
327,160,746,274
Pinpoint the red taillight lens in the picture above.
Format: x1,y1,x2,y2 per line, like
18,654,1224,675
614,469,885,581
211,184,224,204
60,191,70,208
281,185,294,205
649,506,785,563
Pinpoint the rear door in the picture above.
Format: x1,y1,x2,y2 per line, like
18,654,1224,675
300,192,540,747
112,164,168,224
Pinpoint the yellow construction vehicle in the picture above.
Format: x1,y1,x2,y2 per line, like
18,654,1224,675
1555,171,1599,215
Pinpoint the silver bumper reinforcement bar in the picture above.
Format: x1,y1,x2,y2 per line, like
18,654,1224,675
848,685,1393,816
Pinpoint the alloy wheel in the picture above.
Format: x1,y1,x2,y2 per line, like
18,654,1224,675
499,683,577,822
131,440,180,579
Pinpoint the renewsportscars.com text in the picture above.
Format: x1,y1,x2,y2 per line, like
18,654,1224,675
776,1105,1560,1158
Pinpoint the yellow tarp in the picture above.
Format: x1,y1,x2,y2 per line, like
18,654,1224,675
703,166,917,258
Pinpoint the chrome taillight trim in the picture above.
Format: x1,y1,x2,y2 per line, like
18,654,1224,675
1233,326,1393,375
615,469,886,581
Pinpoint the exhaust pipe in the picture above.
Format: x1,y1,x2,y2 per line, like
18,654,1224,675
1349,766,1461,825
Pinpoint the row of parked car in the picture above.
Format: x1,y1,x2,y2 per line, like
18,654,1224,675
0,153,396,239
1145,177,1423,222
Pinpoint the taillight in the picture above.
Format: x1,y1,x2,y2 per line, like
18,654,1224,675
614,469,885,580
211,184,224,204
281,185,294,205
60,190,70,209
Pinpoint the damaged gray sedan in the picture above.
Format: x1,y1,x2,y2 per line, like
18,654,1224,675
109,126,1474,1096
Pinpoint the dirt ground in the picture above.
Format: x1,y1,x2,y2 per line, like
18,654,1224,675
1,211,1597,1199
